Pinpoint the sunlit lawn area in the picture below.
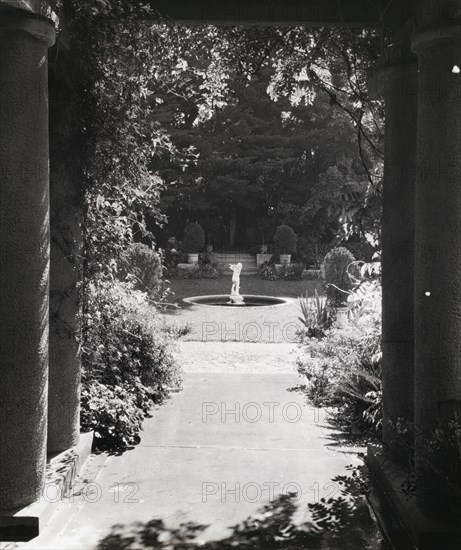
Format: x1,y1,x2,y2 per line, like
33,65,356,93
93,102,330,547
160,276,324,342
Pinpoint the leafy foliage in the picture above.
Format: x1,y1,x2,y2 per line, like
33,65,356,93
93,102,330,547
80,381,146,451
258,260,278,281
80,278,182,450
303,269,323,280
49,3,387,450
295,235,320,267
322,247,357,307
197,259,222,279
120,243,163,298
50,3,198,451
297,279,382,437
298,289,332,340
280,262,305,280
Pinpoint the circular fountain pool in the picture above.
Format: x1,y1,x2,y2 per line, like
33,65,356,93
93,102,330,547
183,295,292,307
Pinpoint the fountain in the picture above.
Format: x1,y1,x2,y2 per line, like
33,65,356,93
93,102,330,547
182,262,293,308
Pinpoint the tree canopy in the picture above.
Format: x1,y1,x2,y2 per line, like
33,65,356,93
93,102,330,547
50,1,387,273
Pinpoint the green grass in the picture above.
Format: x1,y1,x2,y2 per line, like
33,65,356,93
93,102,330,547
163,276,323,303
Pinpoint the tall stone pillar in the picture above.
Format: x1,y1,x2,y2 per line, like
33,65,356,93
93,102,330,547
412,5,461,520
0,6,55,509
47,68,82,453
378,55,418,465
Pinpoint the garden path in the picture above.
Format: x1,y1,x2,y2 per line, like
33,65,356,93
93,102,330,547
18,302,386,549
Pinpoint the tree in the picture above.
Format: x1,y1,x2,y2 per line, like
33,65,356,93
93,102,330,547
156,69,371,246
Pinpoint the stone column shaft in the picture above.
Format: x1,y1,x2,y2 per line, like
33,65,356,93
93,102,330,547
47,70,82,453
0,6,55,510
412,19,461,521
379,58,417,465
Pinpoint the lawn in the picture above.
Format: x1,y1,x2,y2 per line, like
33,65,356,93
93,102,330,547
162,276,323,303
160,276,324,343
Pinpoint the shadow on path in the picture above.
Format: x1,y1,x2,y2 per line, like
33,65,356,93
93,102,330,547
97,467,390,550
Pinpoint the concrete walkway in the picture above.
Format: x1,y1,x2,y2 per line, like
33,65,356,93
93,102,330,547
16,339,387,550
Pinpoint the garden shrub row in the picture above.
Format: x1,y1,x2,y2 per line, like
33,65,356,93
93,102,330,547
80,277,183,451
296,250,382,438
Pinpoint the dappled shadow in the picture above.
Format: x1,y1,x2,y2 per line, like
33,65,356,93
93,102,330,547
321,413,379,451
286,384,309,396
97,468,390,550
286,385,377,451
321,421,367,449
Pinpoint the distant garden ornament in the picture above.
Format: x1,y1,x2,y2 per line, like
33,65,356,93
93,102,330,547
228,262,244,305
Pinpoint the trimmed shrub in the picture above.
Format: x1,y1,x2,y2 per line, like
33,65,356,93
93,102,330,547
123,242,163,297
322,247,357,307
183,222,205,253
80,278,182,451
274,225,297,255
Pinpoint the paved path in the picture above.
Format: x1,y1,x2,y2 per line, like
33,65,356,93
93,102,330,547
18,340,386,550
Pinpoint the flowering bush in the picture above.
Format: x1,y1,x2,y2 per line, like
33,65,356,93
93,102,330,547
281,262,305,280
199,262,222,279
80,278,182,450
258,260,278,280
80,381,146,450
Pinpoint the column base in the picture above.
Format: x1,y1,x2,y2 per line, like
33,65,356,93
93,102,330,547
0,432,93,542
366,444,461,550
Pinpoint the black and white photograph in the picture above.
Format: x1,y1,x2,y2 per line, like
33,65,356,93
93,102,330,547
0,1,460,549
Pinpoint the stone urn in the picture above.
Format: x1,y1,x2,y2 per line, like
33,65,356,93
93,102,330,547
188,253,199,264
335,306,349,327
279,254,291,265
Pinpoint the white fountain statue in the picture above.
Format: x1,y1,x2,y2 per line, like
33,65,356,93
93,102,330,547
228,262,244,305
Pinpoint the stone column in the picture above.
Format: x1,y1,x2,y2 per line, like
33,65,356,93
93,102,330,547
0,5,55,509
47,68,82,453
412,9,461,521
378,56,418,465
